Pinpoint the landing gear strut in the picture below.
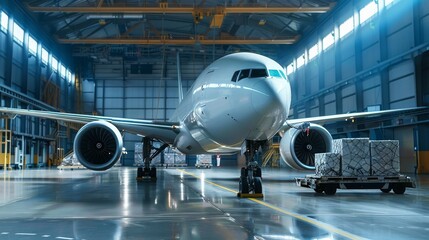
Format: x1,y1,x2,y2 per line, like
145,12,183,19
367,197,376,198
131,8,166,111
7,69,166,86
136,137,168,181
238,140,266,198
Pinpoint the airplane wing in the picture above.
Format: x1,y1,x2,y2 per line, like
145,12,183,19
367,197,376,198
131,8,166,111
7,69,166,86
284,107,428,127
0,107,180,144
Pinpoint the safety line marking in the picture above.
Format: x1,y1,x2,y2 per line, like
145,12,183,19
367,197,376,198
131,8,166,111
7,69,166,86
178,169,364,240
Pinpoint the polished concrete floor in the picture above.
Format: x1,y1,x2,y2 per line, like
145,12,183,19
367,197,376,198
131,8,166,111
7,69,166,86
1,167,429,240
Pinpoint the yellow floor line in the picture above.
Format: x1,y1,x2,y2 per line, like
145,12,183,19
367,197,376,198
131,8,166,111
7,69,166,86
178,169,364,240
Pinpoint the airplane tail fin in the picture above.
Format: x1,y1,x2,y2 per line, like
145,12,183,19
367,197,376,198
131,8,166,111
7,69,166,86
177,52,184,103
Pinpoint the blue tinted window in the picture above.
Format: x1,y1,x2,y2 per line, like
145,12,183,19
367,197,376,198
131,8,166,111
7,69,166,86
269,69,281,78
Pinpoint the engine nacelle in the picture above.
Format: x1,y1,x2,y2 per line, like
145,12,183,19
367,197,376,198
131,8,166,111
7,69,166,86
280,123,332,170
74,121,123,171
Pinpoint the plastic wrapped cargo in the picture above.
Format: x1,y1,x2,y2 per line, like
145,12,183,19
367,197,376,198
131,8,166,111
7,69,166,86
315,152,341,176
333,138,370,176
370,140,400,176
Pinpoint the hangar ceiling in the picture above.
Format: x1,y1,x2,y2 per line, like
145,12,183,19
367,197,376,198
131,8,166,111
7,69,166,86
17,0,338,60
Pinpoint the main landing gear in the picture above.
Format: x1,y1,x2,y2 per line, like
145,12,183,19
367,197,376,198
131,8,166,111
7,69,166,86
238,140,265,198
136,137,168,181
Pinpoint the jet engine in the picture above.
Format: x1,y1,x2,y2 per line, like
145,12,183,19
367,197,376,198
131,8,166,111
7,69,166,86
280,123,332,170
74,121,123,171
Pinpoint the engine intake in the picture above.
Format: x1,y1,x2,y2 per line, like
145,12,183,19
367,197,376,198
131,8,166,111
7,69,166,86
280,123,332,170
74,121,123,171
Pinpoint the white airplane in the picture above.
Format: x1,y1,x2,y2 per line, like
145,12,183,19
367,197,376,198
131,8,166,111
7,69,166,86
0,52,425,195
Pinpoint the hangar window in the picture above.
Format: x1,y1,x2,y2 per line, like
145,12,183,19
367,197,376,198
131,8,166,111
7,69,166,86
385,0,394,6
41,47,49,65
28,35,38,56
59,64,66,78
238,69,250,81
51,56,58,72
359,1,378,25
296,54,305,69
67,70,72,83
12,22,24,45
0,11,8,32
308,44,319,60
322,31,335,51
340,17,354,39
250,69,268,78
231,70,239,82
286,63,294,75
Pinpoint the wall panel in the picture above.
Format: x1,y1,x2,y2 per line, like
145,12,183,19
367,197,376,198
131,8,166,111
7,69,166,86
363,86,382,107
389,75,415,103
342,95,356,113
387,25,414,58
386,0,413,35
362,43,380,70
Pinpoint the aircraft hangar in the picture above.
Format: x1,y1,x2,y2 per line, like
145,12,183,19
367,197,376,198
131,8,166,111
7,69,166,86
0,0,429,239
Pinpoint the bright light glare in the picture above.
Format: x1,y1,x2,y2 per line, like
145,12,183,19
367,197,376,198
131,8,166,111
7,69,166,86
360,1,378,24
340,17,354,39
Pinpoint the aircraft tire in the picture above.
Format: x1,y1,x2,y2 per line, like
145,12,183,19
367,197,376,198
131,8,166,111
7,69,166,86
254,177,262,194
239,177,249,194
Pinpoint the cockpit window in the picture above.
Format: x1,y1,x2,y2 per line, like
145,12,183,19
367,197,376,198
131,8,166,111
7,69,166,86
279,70,287,80
231,70,239,82
238,69,250,81
250,69,268,78
269,69,281,78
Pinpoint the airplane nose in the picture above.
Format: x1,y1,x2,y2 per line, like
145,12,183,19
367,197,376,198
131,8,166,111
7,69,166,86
248,78,291,139
251,78,290,114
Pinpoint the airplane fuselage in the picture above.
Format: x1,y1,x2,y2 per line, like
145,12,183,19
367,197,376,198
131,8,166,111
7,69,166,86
170,52,292,154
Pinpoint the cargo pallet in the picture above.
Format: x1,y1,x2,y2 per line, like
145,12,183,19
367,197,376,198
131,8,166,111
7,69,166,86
296,174,416,195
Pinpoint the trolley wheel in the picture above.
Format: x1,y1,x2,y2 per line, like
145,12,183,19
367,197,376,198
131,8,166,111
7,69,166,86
324,186,337,195
254,177,262,194
239,177,249,194
314,188,324,194
393,185,406,194
380,188,391,193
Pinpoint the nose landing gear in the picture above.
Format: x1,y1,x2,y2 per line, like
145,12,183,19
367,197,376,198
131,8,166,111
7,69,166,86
238,140,265,198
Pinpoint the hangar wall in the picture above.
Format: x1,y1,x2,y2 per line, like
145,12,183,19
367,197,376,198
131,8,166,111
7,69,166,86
83,54,212,165
283,0,429,172
0,4,76,168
